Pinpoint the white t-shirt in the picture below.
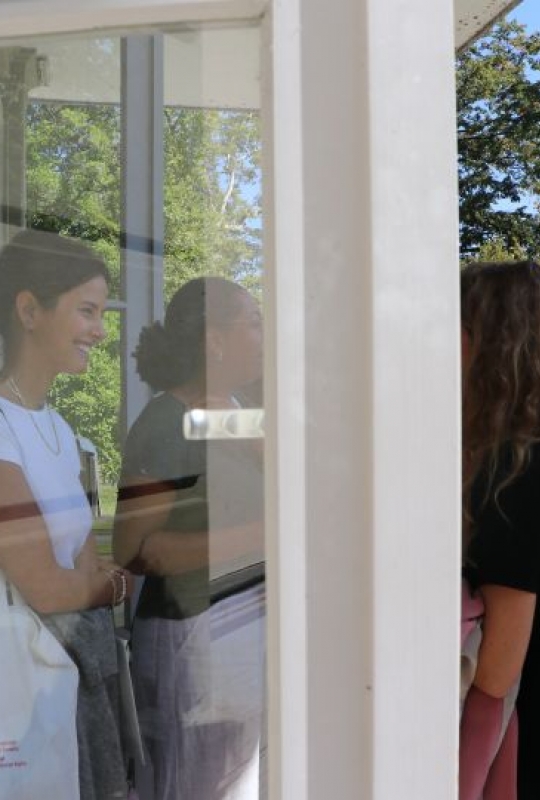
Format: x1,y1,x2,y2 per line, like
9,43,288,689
0,397,91,568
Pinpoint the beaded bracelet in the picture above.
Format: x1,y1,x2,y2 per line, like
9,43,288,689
115,570,127,606
102,569,118,606
101,567,127,606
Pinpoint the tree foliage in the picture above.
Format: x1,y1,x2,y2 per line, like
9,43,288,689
26,104,121,290
25,101,261,483
163,108,261,299
49,315,122,484
457,19,540,259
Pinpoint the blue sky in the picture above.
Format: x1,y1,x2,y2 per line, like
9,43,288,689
510,0,540,29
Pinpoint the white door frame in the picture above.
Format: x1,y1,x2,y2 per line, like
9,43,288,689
0,1,462,797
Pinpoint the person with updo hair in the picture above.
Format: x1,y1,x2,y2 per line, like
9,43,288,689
0,228,133,800
460,261,540,800
113,276,265,800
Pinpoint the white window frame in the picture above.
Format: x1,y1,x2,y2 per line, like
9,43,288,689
0,1,462,798
0,0,265,38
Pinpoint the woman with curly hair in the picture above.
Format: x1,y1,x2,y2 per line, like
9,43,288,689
460,260,540,800
113,277,265,800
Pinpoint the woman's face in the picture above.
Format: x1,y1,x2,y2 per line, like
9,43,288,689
28,275,108,377
218,291,263,389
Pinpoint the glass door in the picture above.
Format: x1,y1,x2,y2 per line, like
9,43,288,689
0,17,267,800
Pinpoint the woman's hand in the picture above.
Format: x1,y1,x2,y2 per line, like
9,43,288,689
75,538,134,606
97,563,134,606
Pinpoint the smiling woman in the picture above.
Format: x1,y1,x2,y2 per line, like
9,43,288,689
0,228,134,800
0,231,109,392
14,275,107,378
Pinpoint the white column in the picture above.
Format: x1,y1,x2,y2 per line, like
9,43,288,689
266,0,461,798
370,2,461,796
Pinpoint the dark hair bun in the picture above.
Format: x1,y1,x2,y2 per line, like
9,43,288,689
134,276,247,392
134,322,177,391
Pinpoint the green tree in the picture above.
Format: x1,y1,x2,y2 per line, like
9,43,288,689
26,103,121,293
25,103,122,482
25,100,262,483
48,314,121,485
163,108,261,299
457,19,540,258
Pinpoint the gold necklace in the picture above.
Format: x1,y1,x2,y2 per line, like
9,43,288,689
7,377,61,456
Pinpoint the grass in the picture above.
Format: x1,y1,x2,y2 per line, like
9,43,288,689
94,533,112,558
92,483,117,557
99,484,118,518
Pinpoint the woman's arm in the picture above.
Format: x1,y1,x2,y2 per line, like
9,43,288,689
473,583,536,698
459,584,532,799
113,476,184,571
74,529,100,572
136,520,264,576
113,474,264,576
0,461,123,614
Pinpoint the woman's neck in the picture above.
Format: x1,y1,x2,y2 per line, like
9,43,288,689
0,368,51,409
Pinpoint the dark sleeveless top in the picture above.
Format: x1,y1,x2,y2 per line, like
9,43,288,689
464,444,540,799
120,392,264,620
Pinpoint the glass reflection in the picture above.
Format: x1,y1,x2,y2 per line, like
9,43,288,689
0,21,266,800
114,277,265,799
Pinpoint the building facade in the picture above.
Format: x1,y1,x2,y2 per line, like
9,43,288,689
0,0,519,797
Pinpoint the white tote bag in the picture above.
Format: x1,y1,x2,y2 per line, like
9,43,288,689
0,575,80,800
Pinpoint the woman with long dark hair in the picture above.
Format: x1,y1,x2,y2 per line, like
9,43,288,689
460,260,540,800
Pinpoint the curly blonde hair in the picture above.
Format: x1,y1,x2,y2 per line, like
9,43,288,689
462,260,540,537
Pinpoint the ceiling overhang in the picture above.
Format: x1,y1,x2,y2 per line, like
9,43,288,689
0,0,527,112
454,0,523,50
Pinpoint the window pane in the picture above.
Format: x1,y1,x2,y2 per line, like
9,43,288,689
0,22,265,800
